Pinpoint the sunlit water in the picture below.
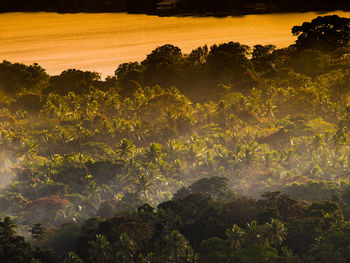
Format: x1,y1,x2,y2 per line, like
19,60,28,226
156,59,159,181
1,11,350,77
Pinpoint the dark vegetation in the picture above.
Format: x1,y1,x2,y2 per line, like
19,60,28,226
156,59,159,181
1,0,350,14
1,15,350,262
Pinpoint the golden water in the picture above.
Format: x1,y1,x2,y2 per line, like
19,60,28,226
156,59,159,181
1,11,349,77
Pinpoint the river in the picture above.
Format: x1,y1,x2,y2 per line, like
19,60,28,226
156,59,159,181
1,11,350,77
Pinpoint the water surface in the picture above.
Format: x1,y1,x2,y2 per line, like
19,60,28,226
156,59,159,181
1,11,350,77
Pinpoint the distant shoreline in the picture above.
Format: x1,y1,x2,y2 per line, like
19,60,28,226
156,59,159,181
151,9,350,18
1,7,350,17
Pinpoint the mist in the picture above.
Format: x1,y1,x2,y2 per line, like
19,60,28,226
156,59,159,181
1,13,350,263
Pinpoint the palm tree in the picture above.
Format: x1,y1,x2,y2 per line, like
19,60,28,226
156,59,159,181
17,139,38,162
226,224,245,250
88,234,112,263
117,232,138,261
161,230,196,263
263,218,287,248
30,223,46,242
74,124,86,145
133,166,158,200
64,251,84,263
116,138,134,160
243,220,264,247
263,98,277,120
0,217,17,240
144,143,162,164
239,145,257,168
86,180,102,214
262,152,274,170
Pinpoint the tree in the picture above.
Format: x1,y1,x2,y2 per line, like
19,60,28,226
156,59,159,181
226,224,245,250
115,232,139,261
199,237,231,263
88,234,111,263
17,139,38,162
206,41,252,84
176,176,235,201
251,44,276,73
0,216,16,239
232,243,279,263
142,44,183,86
242,220,266,247
143,44,182,67
24,196,70,226
30,223,46,242
187,45,209,67
290,49,331,78
263,219,286,248
292,15,350,51
46,223,82,263
156,230,196,263
64,251,84,263
116,138,134,160
0,60,48,96
115,62,142,97
144,143,162,164
10,93,44,113
43,69,100,95
0,217,37,263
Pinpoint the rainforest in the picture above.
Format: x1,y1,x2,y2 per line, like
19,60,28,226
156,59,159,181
1,14,350,263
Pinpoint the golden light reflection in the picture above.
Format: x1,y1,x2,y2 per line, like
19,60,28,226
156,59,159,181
1,11,350,77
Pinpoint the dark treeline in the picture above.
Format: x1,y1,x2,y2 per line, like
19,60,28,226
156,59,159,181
1,0,350,14
1,15,350,262
2,191,350,262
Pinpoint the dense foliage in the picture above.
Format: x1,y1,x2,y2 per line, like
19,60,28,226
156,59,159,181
1,15,350,262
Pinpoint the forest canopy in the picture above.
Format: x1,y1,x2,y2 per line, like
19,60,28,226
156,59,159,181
1,15,350,262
